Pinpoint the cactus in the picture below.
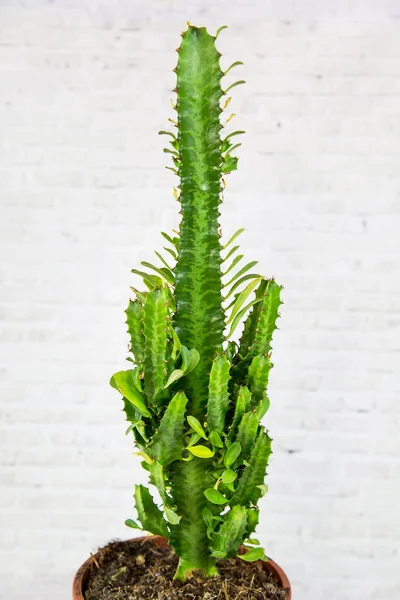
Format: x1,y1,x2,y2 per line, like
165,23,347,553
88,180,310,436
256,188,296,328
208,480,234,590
111,23,283,581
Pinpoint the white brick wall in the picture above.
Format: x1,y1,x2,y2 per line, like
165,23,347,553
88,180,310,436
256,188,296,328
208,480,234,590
1,1,400,599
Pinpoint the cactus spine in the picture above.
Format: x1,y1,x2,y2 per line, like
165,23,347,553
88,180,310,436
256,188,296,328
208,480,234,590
111,24,283,581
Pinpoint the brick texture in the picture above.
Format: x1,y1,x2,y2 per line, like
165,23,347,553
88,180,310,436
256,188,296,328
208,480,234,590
1,2,400,599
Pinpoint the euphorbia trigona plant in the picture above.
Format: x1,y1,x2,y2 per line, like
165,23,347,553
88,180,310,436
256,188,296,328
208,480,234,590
110,24,283,581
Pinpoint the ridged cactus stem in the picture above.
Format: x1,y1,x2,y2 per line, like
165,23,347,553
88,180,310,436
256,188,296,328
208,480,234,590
173,26,225,419
169,25,225,579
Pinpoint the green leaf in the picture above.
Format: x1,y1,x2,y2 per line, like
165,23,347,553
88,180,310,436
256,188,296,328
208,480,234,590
224,80,246,94
248,355,272,403
215,24,228,38
180,346,200,375
223,61,244,76
226,277,262,325
204,488,228,505
230,429,272,506
125,300,145,364
236,411,259,460
209,431,224,448
211,550,226,558
207,355,231,433
227,296,264,339
154,250,173,271
110,371,151,418
224,273,261,300
202,507,214,529
188,445,214,459
143,287,169,401
131,268,162,290
150,391,188,465
161,231,178,247
187,416,208,440
223,228,244,249
224,441,242,468
165,369,184,388
211,505,247,558
164,508,181,525
134,484,168,537
222,469,237,484
225,261,258,288
222,254,244,277
223,244,239,263
164,246,177,260
171,328,182,361
223,130,246,143
141,261,175,286
125,519,141,529
186,432,201,447
255,395,270,420
245,538,260,545
239,547,266,562
257,484,269,497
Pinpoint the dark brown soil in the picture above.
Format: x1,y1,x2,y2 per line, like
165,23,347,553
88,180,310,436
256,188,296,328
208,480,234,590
84,538,289,600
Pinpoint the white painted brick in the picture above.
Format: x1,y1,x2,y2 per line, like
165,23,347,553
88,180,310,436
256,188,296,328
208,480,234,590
1,2,400,600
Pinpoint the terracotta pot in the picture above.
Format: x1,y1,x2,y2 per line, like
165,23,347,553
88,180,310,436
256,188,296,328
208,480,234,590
73,535,291,600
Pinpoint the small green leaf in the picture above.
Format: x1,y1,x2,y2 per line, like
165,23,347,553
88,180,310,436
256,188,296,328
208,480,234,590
239,547,266,562
223,228,245,249
180,346,200,375
141,261,175,286
204,488,228,505
125,519,141,529
227,296,264,338
222,469,237,484
224,273,261,300
211,550,227,558
255,395,270,420
164,508,181,525
170,328,182,361
224,441,242,468
222,254,244,277
161,231,177,247
164,369,184,388
187,416,208,440
186,432,201,447
224,80,246,94
257,484,269,497
209,431,224,448
202,507,214,529
223,60,244,76
225,261,258,288
226,277,262,325
245,538,260,546
110,371,151,418
188,445,214,459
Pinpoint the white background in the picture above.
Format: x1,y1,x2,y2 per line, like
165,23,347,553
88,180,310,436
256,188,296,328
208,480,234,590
1,1,400,599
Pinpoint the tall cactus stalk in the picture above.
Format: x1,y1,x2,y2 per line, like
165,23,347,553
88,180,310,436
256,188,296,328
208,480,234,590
111,23,283,581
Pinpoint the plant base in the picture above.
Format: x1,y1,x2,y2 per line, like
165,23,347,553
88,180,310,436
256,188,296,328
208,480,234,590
73,535,291,600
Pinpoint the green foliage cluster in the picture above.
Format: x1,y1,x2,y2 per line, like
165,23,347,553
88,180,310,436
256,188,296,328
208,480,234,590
110,24,283,581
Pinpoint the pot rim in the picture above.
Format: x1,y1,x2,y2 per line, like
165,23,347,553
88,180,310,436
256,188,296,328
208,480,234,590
72,534,291,600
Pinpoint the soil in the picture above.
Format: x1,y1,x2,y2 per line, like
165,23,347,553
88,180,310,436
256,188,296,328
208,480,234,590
84,538,289,600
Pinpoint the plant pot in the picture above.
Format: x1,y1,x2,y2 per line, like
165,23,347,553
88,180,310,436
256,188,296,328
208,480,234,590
73,535,291,600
